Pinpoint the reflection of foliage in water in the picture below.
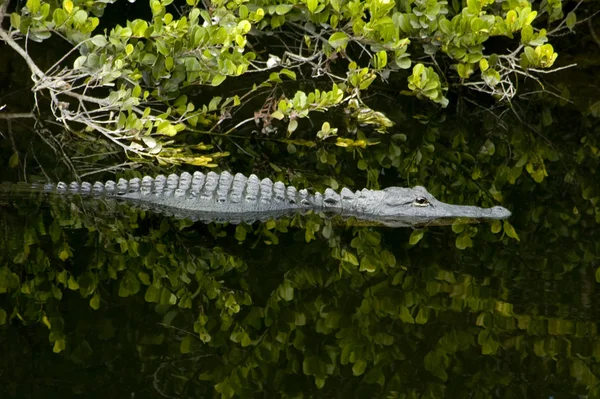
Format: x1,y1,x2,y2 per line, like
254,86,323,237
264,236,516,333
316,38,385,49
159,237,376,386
1,129,600,398
2,90,600,396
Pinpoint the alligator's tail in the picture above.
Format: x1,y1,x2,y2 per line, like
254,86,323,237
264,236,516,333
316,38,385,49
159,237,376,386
39,179,136,196
1,171,347,214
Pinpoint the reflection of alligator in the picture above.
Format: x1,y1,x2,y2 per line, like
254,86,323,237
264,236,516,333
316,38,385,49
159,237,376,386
2,171,511,227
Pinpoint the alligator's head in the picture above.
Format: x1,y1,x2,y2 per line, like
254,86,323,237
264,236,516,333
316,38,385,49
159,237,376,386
360,186,511,228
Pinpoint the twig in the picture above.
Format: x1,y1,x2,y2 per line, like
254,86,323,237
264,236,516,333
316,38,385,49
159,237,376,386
528,63,577,73
589,18,600,48
79,163,141,179
0,112,35,119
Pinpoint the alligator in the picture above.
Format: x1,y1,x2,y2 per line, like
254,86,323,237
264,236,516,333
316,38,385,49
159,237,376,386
1,171,511,227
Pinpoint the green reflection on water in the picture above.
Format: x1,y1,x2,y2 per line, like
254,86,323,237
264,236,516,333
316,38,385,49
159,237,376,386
0,187,599,399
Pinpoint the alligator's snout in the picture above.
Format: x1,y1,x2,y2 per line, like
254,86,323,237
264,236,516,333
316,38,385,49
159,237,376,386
490,206,512,219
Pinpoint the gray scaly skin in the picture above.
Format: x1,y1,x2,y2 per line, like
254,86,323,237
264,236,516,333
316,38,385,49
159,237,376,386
13,171,512,227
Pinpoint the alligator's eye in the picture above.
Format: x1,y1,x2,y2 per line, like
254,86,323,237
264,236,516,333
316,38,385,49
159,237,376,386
414,197,430,207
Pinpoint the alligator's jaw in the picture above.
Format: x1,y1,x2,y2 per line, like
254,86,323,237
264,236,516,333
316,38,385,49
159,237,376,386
424,203,512,220
373,204,512,228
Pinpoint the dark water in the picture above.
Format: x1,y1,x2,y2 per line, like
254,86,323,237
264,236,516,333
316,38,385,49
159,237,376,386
2,46,600,393
0,177,599,399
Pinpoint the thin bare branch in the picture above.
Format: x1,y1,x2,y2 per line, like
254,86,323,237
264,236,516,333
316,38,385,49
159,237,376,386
0,112,35,119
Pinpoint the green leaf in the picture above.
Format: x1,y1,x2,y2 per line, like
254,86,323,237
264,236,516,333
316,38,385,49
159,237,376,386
452,223,465,234
491,220,502,234
409,230,424,245
279,281,294,301
235,225,247,241
352,359,367,376
455,232,473,250
275,4,293,14
211,74,226,86
165,56,174,70
295,312,307,326
0,308,6,325
395,56,411,69
280,69,296,80
288,119,298,134
416,307,429,324
160,287,177,305
180,335,193,354
565,12,576,30
503,220,520,241
67,275,79,290
138,272,151,285
90,35,107,47
271,110,285,120
307,0,318,13
237,20,251,34
399,306,415,323
73,9,88,25
374,51,387,69
118,272,140,297
315,377,326,389
466,0,481,14
8,152,19,168
90,293,100,310
215,380,235,398
156,122,177,136
328,32,349,49
322,224,333,239
10,13,21,30
479,58,489,72
26,0,40,13
341,249,359,265
53,339,66,353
